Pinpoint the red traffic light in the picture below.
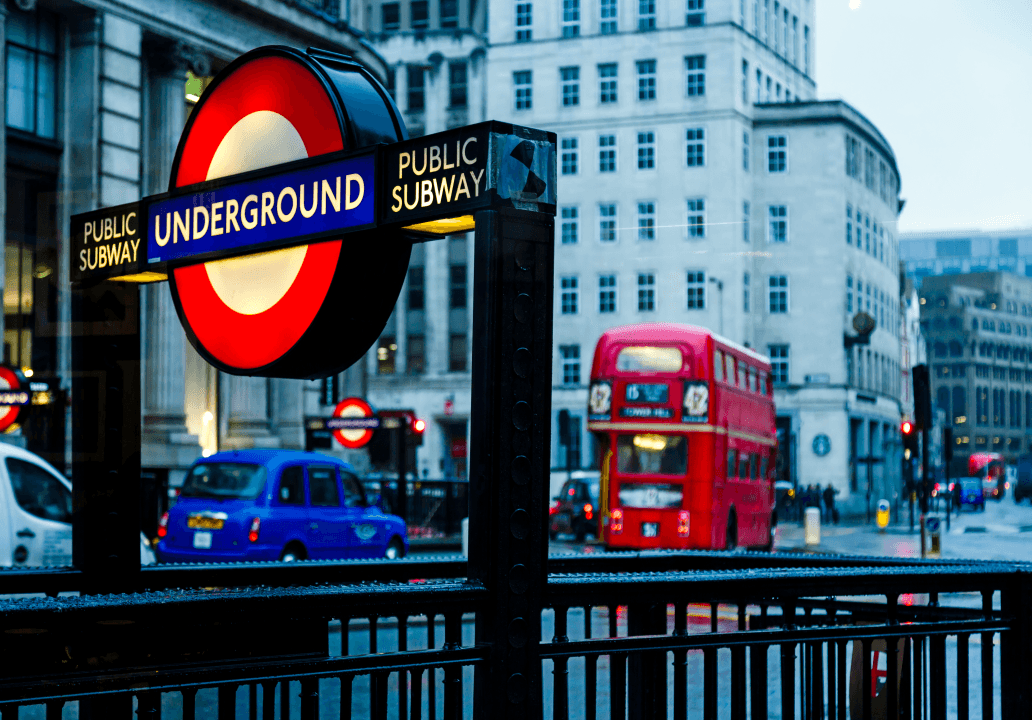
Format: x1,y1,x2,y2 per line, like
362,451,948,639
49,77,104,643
901,421,913,435
413,418,426,434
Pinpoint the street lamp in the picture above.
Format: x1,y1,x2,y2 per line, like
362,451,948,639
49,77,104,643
708,277,724,335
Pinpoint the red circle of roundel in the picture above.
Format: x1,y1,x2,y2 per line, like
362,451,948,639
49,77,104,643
170,55,344,371
0,367,21,432
333,397,375,449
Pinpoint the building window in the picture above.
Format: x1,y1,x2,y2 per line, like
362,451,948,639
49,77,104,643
767,205,788,243
449,334,468,372
516,1,533,41
561,276,579,314
846,275,853,312
514,70,533,110
449,264,467,308
561,206,579,244
743,201,750,243
637,202,655,240
687,198,706,238
767,135,787,172
449,62,468,108
561,66,580,107
685,128,705,167
320,374,339,406
599,274,617,313
768,275,788,313
599,63,618,103
411,0,430,29
563,0,581,36
846,203,852,244
741,59,749,104
377,336,397,374
407,334,426,375
637,131,655,169
864,148,876,190
407,65,425,111
561,345,581,385
845,135,861,179
599,203,617,242
600,0,618,33
686,0,705,26
440,0,459,27
742,131,750,170
599,134,617,172
769,344,789,383
385,67,396,99
638,0,656,30
561,137,578,175
407,266,425,310
685,55,706,96
686,271,706,309
636,60,656,100
638,273,656,311
803,25,810,74
743,272,750,312
381,2,400,30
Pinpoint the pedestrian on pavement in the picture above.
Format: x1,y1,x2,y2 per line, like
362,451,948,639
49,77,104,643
823,484,838,525
953,479,962,517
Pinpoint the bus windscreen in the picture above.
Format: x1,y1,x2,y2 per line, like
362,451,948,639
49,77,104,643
615,346,683,373
616,434,687,475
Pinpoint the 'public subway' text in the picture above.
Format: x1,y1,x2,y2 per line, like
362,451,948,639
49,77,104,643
391,137,484,212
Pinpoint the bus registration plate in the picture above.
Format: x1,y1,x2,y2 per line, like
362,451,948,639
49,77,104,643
642,523,659,538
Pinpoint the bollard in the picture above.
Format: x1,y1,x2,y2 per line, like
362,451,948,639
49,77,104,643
876,499,890,530
804,507,821,546
925,514,942,558
461,516,469,558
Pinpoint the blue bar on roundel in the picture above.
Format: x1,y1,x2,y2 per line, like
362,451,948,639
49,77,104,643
147,153,375,265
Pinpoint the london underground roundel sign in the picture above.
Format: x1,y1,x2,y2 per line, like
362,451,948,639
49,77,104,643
332,397,377,449
0,367,23,433
167,47,411,379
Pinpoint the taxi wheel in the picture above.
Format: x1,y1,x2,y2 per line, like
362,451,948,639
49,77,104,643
280,543,306,562
385,538,405,560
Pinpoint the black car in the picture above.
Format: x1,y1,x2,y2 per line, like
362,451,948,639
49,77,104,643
549,478,600,542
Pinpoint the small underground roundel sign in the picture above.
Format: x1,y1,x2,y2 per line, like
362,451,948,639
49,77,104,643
166,47,410,379
0,367,27,433
330,397,378,449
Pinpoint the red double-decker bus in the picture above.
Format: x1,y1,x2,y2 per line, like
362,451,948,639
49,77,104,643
587,323,778,550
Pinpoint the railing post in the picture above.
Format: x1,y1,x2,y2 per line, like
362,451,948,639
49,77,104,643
469,207,554,720
1001,573,1032,718
626,602,666,720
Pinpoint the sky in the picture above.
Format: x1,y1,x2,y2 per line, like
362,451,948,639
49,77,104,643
815,0,1032,234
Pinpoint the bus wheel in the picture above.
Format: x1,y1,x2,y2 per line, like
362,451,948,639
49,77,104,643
725,513,738,551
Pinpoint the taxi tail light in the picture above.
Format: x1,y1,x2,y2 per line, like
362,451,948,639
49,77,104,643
157,512,169,539
549,500,560,515
677,510,690,537
610,508,623,535
248,517,261,543
583,503,593,521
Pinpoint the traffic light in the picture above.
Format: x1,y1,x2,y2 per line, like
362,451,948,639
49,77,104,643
558,409,570,446
902,420,918,457
912,364,931,431
410,416,426,446
943,427,954,463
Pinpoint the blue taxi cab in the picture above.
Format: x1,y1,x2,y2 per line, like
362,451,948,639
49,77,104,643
156,450,408,563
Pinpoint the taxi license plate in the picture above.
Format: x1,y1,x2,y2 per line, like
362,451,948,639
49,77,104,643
193,531,213,549
188,516,225,530
642,522,659,538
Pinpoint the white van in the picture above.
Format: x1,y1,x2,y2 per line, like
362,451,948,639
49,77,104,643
0,443,155,567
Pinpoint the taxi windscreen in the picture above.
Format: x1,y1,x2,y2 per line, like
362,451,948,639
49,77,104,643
181,463,267,500
616,434,687,475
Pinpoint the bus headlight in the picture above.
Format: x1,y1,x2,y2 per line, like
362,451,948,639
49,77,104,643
588,381,613,417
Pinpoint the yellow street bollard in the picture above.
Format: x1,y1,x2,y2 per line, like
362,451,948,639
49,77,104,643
876,499,890,530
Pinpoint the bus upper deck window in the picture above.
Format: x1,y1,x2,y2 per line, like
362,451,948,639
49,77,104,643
738,364,747,387
713,350,723,382
616,346,683,373
725,355,736,384
759,372,768,395
749,368,758,393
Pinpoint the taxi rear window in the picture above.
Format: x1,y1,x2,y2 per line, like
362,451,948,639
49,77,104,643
615,346,683,373
182,463,267,500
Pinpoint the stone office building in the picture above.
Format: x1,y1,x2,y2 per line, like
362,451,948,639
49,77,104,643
918,271,1032,464
0,0,387,506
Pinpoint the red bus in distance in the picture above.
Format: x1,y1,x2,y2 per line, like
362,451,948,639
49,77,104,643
587,323,778,551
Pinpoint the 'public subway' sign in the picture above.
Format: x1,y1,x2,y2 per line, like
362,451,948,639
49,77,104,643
71,121,556,284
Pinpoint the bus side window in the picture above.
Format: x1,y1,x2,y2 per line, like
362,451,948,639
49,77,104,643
749,368,758,393
738,363,748,388
759,372,767,395
725,356,736,385
760,456,769,480
749,454,758,480
738,454,750,479
714,350,723,382
727,449,737,478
